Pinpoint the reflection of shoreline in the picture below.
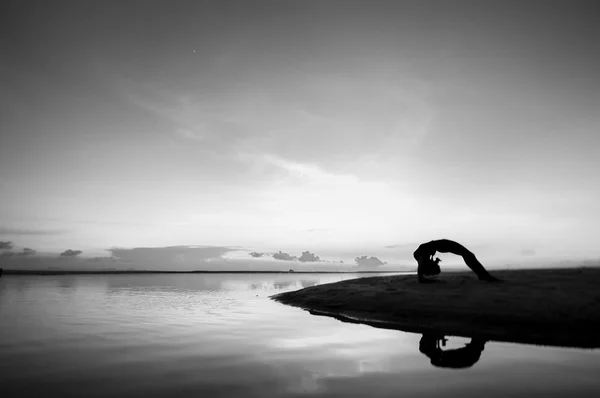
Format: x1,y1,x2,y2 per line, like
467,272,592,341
419,334,486,369
303,305,599,351
307,309,488,369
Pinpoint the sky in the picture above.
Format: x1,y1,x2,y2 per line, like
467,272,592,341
1,0,599,270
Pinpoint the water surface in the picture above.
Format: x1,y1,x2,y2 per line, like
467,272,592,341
1,273,599,397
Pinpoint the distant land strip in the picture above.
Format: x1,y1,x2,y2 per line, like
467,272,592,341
1,269,413,276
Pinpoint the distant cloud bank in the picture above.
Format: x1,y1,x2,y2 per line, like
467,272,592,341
60,249,83,257
269,250,322,262
0,242,36,258
18,248,36,256
298,251,320,262
0,241,13,250
273,251,297,261
0,227,65,236
0,242,402,272
355,255,387,267
109,245,235,266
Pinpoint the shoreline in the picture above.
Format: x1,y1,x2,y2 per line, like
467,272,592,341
271,267,600,349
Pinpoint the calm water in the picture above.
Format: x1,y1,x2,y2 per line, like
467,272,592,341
1,273,599,398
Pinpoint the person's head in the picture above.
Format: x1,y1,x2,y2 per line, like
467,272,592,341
420,257,441,276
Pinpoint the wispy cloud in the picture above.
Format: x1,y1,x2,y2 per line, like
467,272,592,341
0,251,14,259
0,227,66,236
18,248,36,256
383,243,418,249
175,128,205,142
109,245,235,265
128,69,433,175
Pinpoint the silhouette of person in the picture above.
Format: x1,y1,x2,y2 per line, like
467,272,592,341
414,239,501,283
419,333,486,369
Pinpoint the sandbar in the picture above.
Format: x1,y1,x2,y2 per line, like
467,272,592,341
271,268,600,348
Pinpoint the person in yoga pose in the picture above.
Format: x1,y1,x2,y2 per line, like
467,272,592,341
414,239,501,283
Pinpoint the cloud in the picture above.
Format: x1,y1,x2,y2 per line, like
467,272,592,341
132,65,433,178
0,241,13,250
0,245,237,272
109,245,234,266
298,251,320,262
0,251,14,259
17,248,36,256
384,243,418,249
249,251,265,258
90,256,113,262
60,249,83,257
355,255,387,267
0,227,66,236
273,251,297,261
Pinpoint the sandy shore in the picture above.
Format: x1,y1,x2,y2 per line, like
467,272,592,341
272,268,600,348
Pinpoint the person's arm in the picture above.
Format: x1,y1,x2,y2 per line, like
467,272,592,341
417,259,427,283
414,244,429,282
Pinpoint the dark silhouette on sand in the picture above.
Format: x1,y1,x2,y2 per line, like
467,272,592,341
414,239,501,283
419,333,486,369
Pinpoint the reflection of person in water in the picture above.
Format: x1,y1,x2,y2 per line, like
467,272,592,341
419,334,486,369
414,239,501,283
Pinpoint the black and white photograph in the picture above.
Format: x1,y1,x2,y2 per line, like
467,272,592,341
1,1,599,397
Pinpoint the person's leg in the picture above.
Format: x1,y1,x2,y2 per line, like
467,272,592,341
462,252,501,282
